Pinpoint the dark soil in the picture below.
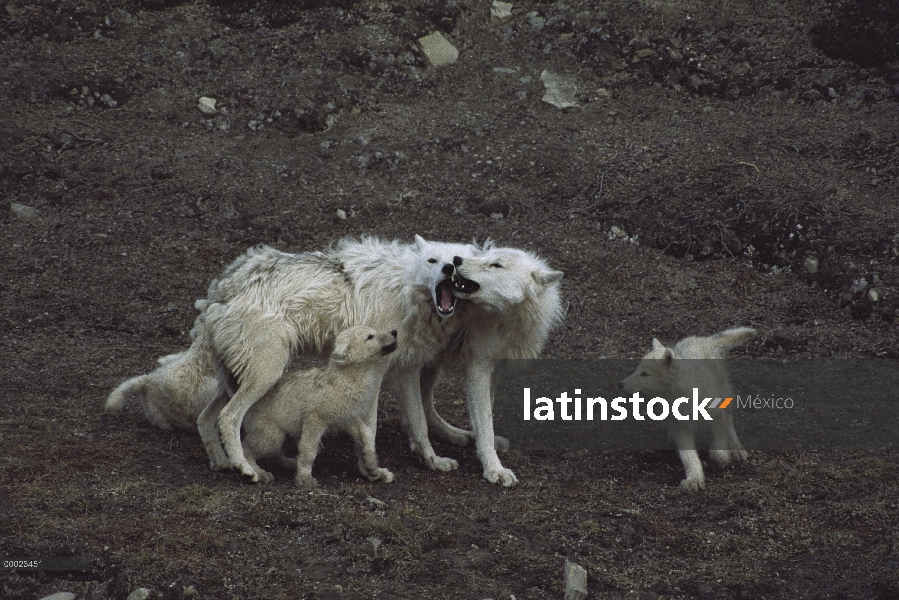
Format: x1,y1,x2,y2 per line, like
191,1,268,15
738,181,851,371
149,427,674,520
2,1,898,598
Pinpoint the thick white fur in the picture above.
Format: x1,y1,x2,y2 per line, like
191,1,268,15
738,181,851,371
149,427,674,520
105,319,236,468
241,326,397,488
619,327,756,491
195,235,481,480
424,247,565,486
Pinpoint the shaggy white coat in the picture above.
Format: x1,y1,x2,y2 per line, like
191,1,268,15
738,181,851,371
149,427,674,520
241,326,397,488
619,327,756,491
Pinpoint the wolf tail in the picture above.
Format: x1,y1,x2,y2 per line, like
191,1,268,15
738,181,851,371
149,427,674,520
105,375,148,412
710,327,757,350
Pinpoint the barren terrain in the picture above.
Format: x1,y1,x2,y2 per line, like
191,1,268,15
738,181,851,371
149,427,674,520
2,0,898,598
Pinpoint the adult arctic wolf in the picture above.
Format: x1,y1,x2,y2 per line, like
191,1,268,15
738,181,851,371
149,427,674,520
196,235,480,481
618,327,756,491
422,246,565,487
241,325,398,488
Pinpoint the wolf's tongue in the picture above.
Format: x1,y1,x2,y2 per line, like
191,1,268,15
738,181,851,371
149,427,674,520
439,282,454,312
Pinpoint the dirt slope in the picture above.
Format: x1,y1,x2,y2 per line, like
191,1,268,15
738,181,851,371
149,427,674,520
1,1,898,598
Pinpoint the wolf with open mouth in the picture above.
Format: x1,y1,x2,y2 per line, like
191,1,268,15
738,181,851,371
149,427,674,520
187,234,483,480
419,245,565,486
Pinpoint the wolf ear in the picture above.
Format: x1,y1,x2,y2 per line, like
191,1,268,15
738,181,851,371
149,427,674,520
532,269,563,288
414,234,427,250
652,338,665,352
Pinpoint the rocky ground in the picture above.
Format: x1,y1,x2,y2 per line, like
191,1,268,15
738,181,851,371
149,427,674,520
2,0,898,598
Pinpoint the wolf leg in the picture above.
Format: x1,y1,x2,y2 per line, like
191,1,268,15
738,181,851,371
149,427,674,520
389,367,459,472
350,420,394,483
670,422,705,491
197,393,232,471
422,364,510,452
466,362,517,487
218,340,291,481
709,409,748,465
294,418,327,489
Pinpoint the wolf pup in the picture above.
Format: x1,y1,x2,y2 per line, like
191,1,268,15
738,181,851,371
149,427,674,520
619,327,756,491
240,326,398,488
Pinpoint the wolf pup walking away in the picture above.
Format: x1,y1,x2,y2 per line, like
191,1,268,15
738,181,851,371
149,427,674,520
618,327,756,491
105,318,233,441
195,235,480,481
240,326,398,488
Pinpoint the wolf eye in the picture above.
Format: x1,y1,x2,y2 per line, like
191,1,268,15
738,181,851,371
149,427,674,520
639,372,649,377
427,258,437,264
366,334,374,340
490,263,503,268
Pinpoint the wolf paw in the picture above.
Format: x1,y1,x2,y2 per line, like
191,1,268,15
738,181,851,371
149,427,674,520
423,454,459,472
367,468,395,483
494,435,510,453
252,470,274,485
680,475,706,491
208,455,233,472
709,449,733,468
295,475,319,490
710,448,749,467
484,467,518,487
237,462,260,482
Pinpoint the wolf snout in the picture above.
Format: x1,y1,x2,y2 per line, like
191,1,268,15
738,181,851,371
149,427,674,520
441,263,454,275
390,329,397,338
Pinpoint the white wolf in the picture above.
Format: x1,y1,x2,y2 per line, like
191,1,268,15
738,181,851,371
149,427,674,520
104,318,233,435
618,327,756,491
195,235,481,481
420,246,565,487
241,326,398,488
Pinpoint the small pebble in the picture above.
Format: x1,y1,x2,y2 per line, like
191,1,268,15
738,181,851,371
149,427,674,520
11,202,39,220
126,588,151,600
197,96,217,114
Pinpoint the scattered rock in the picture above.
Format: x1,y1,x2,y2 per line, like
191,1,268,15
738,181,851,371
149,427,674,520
197,97,217,115
868,289,880,302
418,32,459,67
607,226,638,244
335,208,347,220
126,588,151,600
491,1,513,22
804,256,819,274
564,558,588,600
10,202,39,220
608,225,627,240
99,93,118,108
850,277,868,294
541,70,579,108
39,593,76,600
91,579,114,598
106,8,133,29
636,48,656,59
366,496,386,507
527,11,545,31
